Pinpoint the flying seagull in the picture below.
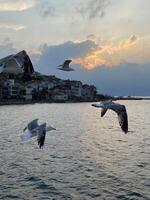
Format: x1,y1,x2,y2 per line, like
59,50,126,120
92,100,128,133
57,60,74,71
20,119,56,148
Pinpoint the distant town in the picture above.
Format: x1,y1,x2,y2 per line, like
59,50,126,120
0,50,110,105
0,50,149,106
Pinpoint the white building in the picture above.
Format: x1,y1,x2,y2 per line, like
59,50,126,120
82,84,96,100
51,93,68,101
2,79,20,98
70,81,82,97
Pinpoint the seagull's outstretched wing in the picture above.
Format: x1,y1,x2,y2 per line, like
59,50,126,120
37,123,46,148
64,59,72,65
21,119,39,141
108,103,128,133
101,108,108,117
117,106,128,134
25,118,39,132
63,60,72,69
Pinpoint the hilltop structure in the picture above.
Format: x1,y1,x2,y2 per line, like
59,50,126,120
0,50,34,81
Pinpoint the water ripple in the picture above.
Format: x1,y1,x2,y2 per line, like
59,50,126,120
0,102,150,199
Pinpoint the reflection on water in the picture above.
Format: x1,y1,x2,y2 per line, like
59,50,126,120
0,101,150,199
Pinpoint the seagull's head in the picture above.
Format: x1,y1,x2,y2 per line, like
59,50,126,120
46,126,56,132
91,103,102,108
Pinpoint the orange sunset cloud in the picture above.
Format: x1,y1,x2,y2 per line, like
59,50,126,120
73,35,138,69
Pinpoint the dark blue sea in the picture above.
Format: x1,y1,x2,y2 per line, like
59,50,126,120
0,101,150,199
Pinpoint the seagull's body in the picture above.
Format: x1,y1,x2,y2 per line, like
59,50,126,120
57,60,74,71
92,101,128,133
20,119,56,148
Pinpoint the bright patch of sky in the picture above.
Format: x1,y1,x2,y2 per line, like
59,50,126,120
0,0,150,66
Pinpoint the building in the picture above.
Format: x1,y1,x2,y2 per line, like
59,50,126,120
0,52,98,102
64,80,82,99
51,92,68,101
1,79,21,99
82,84,97,101
70,81,82,98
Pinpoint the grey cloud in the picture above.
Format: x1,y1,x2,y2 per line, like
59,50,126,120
78,0,110,19
0,39,17,59
32,40,98,73
87,34,96,40
129,35,137,43
36,0,55,18
1,38,148,96
31,40,150,96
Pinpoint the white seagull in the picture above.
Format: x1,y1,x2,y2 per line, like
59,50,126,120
57,60,74,71
20,119,56,148
92,100,128,134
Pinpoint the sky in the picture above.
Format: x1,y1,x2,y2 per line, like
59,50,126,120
0,0,150,96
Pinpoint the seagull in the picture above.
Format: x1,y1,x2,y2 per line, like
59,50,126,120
20,119,56,148
92,100,128,134
57,60,74,71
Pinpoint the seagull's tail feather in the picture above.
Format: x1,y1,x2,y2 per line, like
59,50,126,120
20,131,32,141
57,64,63,67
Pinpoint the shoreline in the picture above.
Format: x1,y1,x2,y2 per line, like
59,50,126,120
0,97,150,106
0,99,97,106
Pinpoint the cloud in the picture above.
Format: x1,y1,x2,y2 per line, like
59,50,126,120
36,0,55,18
30,40,98,74
78,0,110,19
32,41,150,95
73,35,138,69
30,35,139,72
0,0,36,12
19,37,150,96
0,39,17,59
0,23,26,31
129,35,137,43
73,46,104,69
87,34,96,40
0,0,56,17
105,35,138,54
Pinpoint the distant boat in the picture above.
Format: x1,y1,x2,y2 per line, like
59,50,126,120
57,60,74,71
92,100,128,133
20,119,56,148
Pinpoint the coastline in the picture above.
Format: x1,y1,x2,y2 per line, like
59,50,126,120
0,97,150,106
0,99,97,106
